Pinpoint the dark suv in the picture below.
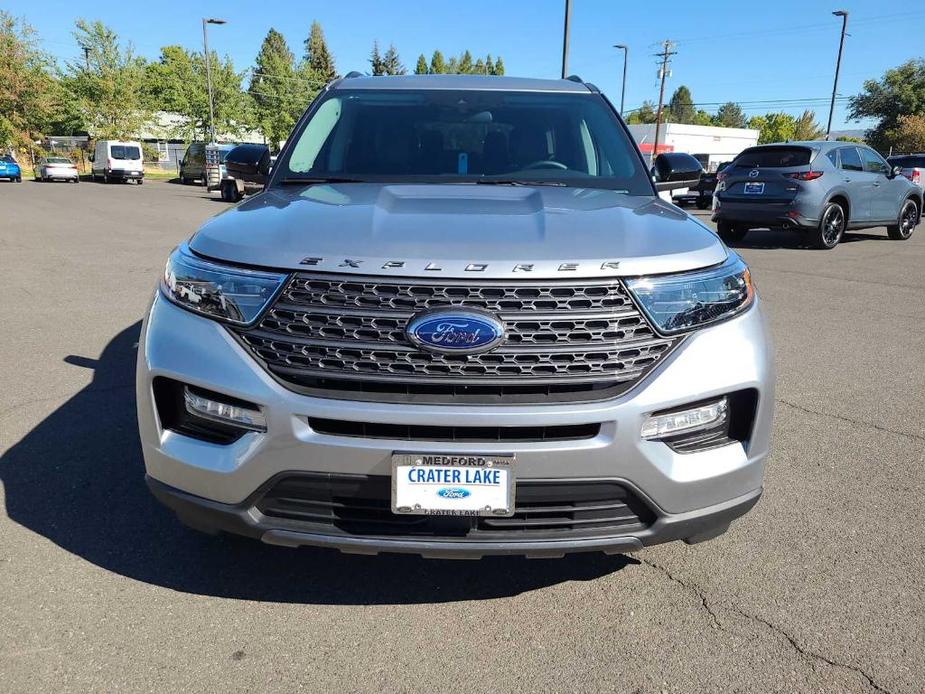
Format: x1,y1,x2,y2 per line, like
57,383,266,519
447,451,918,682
714,141,921,249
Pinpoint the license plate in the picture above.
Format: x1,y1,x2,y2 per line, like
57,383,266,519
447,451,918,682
391,453,515,517
743,182,765,194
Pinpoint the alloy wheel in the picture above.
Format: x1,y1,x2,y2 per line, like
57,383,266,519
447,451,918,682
822,205,844,247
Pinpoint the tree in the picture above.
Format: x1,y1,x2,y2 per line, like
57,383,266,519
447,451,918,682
429,50,446,75
369,40,384,75
492,56,504,75
458,50,473,75
626,100,657,124
713,102,747,129
667,85,695,124
884,115,925,152
485,55,495,75
792,110,824,141
0,11,60,147
144,45,250,140
249,28,302,149
64,20,149,139
835,135,865,144
747,112,797,144
849,60,925,151
303,21,337,83
473,58,486,75
381,43,405,76
414,54,428,75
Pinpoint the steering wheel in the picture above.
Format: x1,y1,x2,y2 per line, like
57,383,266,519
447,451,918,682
522,160,568,170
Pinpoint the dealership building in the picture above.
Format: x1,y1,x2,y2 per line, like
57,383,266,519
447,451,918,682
628,123,759,171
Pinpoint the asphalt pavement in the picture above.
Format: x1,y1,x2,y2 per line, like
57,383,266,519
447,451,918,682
1,179,923,693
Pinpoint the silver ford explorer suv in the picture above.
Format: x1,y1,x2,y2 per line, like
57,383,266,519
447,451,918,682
137,74,774,559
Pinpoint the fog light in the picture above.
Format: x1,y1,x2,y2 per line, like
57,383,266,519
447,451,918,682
184,387,266,432
641,398,727,440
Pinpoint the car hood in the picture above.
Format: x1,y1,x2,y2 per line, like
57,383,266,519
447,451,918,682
189,183,727,279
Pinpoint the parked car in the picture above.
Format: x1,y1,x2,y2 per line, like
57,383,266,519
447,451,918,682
714,142,922,248
90,140,144,184
672,161,731,209
179,142,236,184
139,74,775,559
0,155,22,182
887,153,925,190
35,156,79,183
217,143,272,201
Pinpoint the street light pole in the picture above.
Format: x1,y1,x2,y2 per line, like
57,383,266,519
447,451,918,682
614,44,628,115
826,10,848,140
202,18,227,143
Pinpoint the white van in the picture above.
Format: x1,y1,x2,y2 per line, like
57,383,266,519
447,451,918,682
90,140,144,184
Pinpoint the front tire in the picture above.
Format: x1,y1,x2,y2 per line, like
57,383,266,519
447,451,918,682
887,199,918,240
717,221,748,244
811,201,846,249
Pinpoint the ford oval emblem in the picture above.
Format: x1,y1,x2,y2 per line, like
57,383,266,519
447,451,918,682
406,309,505,354
437,487,471,499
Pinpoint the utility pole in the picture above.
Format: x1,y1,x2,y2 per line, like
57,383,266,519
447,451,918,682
826,10,848,139
82,46,90,70
614,44,628,115
652,40,676,164
561,0,572,79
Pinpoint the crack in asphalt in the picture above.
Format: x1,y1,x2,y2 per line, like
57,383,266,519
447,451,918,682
639,558,892,694
776,398,925,443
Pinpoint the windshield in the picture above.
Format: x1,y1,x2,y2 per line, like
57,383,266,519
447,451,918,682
47,157,72,164
734,146,812,168
275,89,650,192
111,145,141,160
0,156,15,163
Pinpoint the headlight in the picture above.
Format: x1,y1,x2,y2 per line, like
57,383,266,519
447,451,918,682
626,254,754,334
160,244,286,325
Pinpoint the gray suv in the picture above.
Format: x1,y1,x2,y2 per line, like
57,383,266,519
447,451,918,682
137,75,774,558
714,141,921,249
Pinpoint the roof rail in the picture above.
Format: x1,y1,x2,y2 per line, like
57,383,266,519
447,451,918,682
344,71,364,79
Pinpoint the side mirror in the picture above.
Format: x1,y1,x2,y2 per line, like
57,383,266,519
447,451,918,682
88,154,94,162
653,152,704,183
890,165,903,179
257,152,271,178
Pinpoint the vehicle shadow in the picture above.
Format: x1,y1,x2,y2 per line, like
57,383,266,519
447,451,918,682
726,229,890,250
0,322,634,605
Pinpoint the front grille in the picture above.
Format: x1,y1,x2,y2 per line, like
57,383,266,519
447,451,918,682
255,474,655,539
307,418,601,442
235,274,678,403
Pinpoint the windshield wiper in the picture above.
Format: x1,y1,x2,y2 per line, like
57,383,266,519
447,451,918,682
475,179,566,187
278,176,366,185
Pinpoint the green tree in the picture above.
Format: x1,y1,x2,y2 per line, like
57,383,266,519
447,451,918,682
0,11,60,147
249,28,302,149
748,112,797,144
713,102,747,128
667,85,695,124
849,59,925,151
493,56,504,75
65,19,148,139
144,45,250,140
369,40,384,75
884,114,925,152
626,100,657,124
381,43,405,75
414,54,428,75
835,135,865,144
473,58,486,75
792,110,824,140
458,50,473,74
429,49,446,74
304,20,336,83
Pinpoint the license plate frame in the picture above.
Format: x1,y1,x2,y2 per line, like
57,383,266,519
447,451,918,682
743,181,765,194
391,452,516,517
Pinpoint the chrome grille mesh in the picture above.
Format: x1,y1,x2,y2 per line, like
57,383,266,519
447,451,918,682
235,273,678,401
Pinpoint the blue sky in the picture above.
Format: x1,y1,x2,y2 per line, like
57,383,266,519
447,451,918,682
7,0,923,129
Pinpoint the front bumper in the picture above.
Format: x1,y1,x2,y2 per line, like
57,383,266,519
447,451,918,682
137,293,775,557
